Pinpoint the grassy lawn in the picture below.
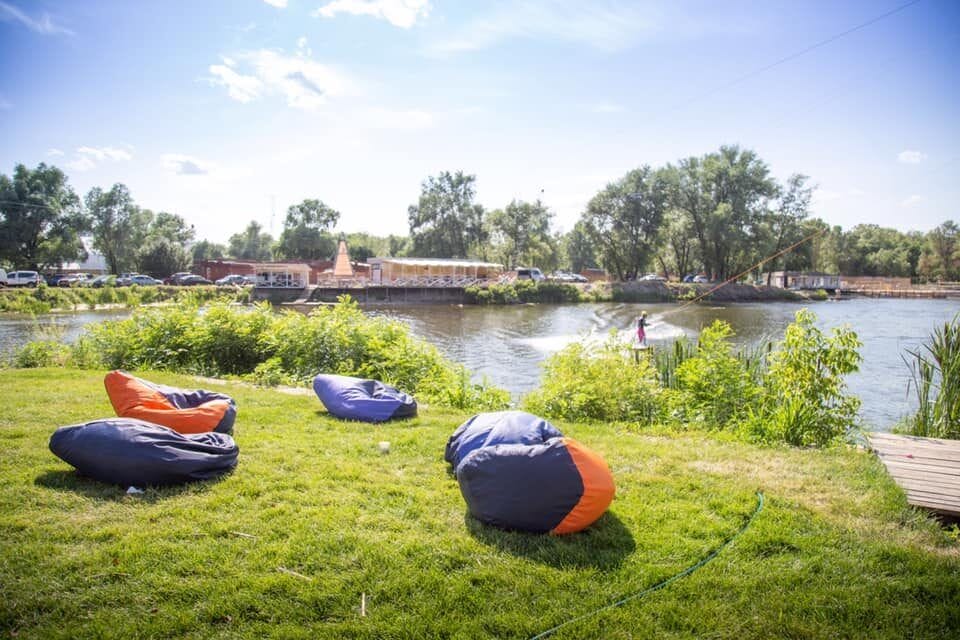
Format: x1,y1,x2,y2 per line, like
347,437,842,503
1,368,957,639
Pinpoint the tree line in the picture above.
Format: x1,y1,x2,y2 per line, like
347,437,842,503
2,148,958,282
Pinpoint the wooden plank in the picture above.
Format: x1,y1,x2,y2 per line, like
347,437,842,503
905,498,960,515
868,434,960,454
869,432,960,448
879,467,960,490
905,492,960,511
869,443,960,463
895,477,960,497
877,458,960,476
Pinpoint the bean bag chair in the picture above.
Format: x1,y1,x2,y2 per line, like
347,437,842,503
445,411,615,535
104,370,237,435
49,418,239,487
312,373,417,423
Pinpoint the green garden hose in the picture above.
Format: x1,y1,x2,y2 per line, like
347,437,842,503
530,491,765,640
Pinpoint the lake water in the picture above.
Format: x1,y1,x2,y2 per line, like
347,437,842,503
2,298,958,431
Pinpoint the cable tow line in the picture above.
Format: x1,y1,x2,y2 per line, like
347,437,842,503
529,491,765,640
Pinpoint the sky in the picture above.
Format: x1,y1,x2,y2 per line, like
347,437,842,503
1,0,958,244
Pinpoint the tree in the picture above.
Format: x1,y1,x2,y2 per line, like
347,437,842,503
408,171,486,258
924,221,959,281
488,199,554,268
562,221,597,273
0,163,86,270
275,199,340,260
580,166,668,281
656,208,698,280
137,236,191,278
192,240,227,262
666,146,777,281
228,221,275,261
143,210,195,245
837,224,912,277
87,184,146,274
763,173,813,283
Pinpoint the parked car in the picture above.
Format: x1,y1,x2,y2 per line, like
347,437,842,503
85,275,116,288
129,275,162,286
215,274,253,286
693,274,710,283
163,272,193,285
515,267,545,282
115,273,137,286
179,275,213,286
6,270,42,287
58,273,92,287
46,273,70,287
639,273,666,281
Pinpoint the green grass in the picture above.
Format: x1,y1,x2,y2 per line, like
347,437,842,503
1,368,958,639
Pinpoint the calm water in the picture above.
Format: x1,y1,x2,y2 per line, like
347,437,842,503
2,298,958,430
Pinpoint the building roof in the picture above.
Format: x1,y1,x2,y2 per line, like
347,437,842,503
369,257,504,269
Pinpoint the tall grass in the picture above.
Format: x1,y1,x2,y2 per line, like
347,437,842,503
903,313,960,439
0,285,237,313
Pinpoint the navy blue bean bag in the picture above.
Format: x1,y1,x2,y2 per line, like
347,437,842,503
445,411,615,535
49,418,239,486
312,374,417,423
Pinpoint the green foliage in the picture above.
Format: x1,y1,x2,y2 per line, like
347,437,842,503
0,286,230,313
524,332,662,423
407,171,487,258
903,313,960,439
488,199,555,270
275,199,340,260
464,281,583,304
227,220,275,261
669,321,760,429
44,295,508,411
744,309,862,446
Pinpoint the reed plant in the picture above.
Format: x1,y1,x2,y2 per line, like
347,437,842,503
903,313,960,439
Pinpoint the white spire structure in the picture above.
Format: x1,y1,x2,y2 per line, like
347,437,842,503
332,237,355,278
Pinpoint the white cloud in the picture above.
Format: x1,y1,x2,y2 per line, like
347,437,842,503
897,150,926,164
263,0,288,7
0,1,73,35
161,154,212,176
427,2,660,55
208,48,349,110
901,195,924,208
46,148,64,157
65,146,133,172
314,0,430,29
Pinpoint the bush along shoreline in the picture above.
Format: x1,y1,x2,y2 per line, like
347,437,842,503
0,284,248,314
11,296,869,447
10,295,509,412
464,280,804,305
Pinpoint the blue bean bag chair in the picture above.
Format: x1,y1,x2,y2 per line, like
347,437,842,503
445,411,615,535
49,418,239,487
312,373,417,423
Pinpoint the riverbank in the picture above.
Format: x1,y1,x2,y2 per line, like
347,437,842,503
1,368,957,639
0,285,247,314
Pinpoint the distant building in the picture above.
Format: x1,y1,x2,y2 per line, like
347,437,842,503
367,257,503,286
56,237,108,274
762,271,840,291
580,268,609,282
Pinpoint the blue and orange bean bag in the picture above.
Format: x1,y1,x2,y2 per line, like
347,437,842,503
445,411,615,535
312,373,417,423
50,418,239,486
104,370,237,435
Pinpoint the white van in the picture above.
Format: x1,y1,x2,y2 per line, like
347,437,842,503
6,270,42,286
515,267,545,282
0,269,6,286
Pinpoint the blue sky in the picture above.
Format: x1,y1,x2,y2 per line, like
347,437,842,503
1,0,957,244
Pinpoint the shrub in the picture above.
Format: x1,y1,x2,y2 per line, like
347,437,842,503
12,340,71,368
523,331,662,423
668,321,759,430
902,313,960,439
464,281,583,304
744,309,862,446
37,295,509,412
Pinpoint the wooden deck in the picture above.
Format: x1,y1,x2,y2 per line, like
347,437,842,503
867,432,960,517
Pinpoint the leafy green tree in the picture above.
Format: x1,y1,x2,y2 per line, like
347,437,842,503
763,173,813,281
275,199,340,260
837,224,912,277
228,221,275,261
192,240,227,262
137,236,191,278
656,208,698,279
87,184,147,274
0,163,86,270
665,146,777,281
562,221,597,273
488,199,554,268
142,210,195,245
408,171,486,258
581,166,667,281
922,221,959,281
